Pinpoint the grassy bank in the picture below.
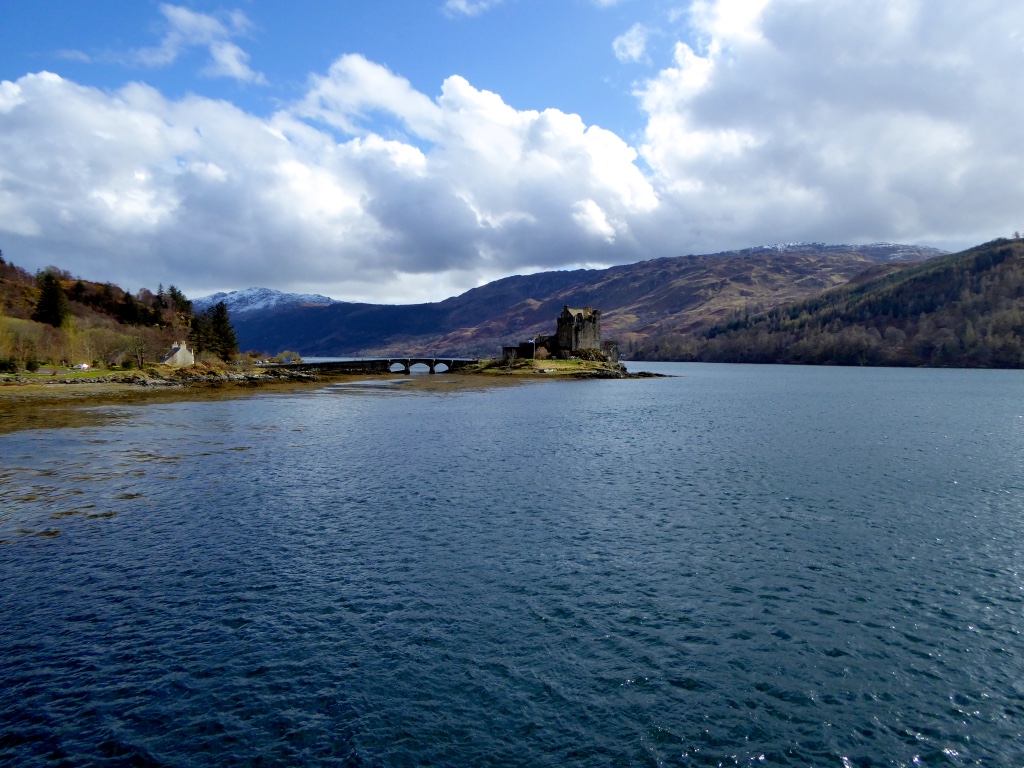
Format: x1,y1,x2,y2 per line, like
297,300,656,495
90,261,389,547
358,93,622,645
458,358,636,378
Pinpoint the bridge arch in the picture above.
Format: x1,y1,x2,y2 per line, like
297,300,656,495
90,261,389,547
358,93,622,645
273,358,477,375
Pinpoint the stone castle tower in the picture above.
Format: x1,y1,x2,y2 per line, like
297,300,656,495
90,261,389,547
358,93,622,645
503,305,617,361
556,306,602,352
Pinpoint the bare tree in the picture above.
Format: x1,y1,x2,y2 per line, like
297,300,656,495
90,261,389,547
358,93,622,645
120,329,160,369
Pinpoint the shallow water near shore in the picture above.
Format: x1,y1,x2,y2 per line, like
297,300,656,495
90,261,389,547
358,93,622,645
2,363,1024,766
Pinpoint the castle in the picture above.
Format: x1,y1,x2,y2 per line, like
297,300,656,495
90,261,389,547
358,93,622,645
503,305,618,362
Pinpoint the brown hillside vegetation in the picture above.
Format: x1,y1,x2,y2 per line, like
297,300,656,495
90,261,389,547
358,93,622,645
429,250,921,358
635,239,1024,368
232,243,944,357
0,253,192,371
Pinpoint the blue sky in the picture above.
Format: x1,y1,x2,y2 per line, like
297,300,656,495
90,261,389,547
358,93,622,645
6,1,669,141
2,1,1023,302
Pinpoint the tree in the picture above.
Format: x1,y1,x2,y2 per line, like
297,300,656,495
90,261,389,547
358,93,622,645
190,302,237,360
167,285,192,315
31,272,71,328
117,292,141,325
208,301,238,361
4,319,43,368
98,283,116,312
120,329,160,369
189,309,209,355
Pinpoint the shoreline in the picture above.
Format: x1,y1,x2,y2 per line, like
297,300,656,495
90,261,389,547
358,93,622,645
0,362,665,435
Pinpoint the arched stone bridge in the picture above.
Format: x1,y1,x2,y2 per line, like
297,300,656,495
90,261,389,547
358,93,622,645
276,358,479,375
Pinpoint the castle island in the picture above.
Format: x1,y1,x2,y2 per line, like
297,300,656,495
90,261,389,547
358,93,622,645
501,305,619,363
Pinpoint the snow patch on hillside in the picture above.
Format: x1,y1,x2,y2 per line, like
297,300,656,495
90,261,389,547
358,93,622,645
192,287,343,315
725,242,949,262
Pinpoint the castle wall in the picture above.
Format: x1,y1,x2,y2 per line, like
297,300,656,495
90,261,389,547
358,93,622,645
556,316,575,351
557,306,602,352
573,317,601,350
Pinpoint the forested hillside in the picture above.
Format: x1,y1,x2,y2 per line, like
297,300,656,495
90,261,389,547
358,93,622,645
635,239,1024,368
0,251,238,371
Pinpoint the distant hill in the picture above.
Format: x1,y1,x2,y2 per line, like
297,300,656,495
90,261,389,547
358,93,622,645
228,243,946,357
192,287,343,316
0,256,194,369
635,239,1024,368
0,260,185,331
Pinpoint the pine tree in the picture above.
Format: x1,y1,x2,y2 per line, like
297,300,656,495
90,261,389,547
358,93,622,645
209,301,238,361
189,310,210,355
117,292,141,325
189,302,237,360
32,272,71,327
167,285,192,314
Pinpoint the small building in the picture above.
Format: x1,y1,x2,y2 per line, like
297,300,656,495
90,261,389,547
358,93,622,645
161,340,195,367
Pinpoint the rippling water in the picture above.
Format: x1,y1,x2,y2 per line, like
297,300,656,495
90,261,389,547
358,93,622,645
2,364,1024,766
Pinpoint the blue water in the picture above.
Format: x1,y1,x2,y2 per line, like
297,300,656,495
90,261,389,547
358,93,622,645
2,364,1024,766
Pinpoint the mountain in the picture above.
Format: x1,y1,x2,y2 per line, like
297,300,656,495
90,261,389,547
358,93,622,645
223,243,947,357
192,287,343,316
635,238,1024,368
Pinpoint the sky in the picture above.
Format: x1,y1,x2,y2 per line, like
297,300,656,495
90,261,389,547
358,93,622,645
2,1,1024,304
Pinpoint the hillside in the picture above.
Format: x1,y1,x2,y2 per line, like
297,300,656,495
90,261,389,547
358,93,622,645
634,239,1024,368
231,243,944,357
0,255,194,369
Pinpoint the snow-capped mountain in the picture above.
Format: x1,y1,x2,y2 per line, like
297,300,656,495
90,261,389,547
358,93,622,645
729,242,948,262
192,287,343,315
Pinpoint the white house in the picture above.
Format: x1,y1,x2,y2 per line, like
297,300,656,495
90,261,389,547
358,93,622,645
161,341,195,367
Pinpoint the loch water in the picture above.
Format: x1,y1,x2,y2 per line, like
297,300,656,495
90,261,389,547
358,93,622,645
2,363,1024,767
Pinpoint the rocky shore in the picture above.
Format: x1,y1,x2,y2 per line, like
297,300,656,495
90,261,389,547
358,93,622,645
0,367,320,388
0,359,665,394
0,361,665,434
0,366,345,433
456,358,666,379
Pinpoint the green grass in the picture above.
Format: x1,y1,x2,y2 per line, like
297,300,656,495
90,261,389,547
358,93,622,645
11,368,121,380
465,357,618,376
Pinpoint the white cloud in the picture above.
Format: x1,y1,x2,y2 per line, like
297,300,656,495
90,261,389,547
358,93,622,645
134,4,265,84
443,0,506,17
633,0,1024,252
57,50,92,63
613,23,651,63
0,62,655,301
204,42,267,84
0,81,25,113
298,55,444,139
3,0,1024,303
688,0,770,50
573,200,618,242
